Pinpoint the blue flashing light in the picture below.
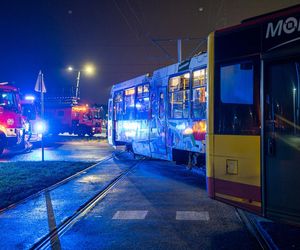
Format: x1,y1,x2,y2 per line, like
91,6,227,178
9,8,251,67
25,95,35,101
35,121,46,133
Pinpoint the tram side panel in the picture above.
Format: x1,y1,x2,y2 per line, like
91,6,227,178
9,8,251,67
108,53,208,165
166,55,208,165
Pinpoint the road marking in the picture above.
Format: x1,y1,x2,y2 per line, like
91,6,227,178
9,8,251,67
45,192,61,250
112,210,148,220
176,211,210,221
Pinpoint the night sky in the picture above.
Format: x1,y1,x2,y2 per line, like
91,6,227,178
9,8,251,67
0,0,300,105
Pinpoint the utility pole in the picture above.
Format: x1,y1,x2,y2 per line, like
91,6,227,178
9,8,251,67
177,39,182,63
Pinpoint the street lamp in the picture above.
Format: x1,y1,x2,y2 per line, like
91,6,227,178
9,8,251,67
67,63,96,100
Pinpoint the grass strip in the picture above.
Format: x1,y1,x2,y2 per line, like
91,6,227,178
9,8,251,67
0,161,95,210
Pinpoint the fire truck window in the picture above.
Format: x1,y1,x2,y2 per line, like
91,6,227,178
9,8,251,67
124,87,135,120
168,73,190,119
0,91,17,109
136,84,149,120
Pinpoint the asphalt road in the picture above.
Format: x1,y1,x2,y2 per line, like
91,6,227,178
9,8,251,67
57,158,260,249
0,134,115,162
0,153,260,249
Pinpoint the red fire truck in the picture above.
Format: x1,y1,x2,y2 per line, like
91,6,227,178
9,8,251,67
44,98,102,136
0,82,30,155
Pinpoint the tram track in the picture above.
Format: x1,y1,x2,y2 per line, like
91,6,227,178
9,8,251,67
0,151,124,214
236,208,278,250
31,157,141,250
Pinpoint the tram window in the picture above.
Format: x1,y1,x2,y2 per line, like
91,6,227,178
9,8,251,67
108,101,112,120
192,87,206,119
220,62,253,104
114,91,123,120
159,92,164,119
168,73,190,119
192,69,207,119
215,59,260,135
193,69,206,87
136,84,149,120
124,87,135,120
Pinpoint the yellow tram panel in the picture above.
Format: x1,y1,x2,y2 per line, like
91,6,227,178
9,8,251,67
213,135,261,187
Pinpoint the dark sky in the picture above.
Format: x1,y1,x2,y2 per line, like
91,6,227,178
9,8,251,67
0,0,300,104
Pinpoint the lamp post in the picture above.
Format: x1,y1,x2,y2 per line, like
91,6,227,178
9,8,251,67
67,64,95,100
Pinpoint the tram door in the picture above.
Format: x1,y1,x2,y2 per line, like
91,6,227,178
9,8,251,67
149,87,168,160
264,57,300,224
107,98,114,145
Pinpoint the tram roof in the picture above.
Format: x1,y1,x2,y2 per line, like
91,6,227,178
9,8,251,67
112,74,150,92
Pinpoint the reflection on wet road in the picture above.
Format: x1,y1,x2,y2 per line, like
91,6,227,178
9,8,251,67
0,134,115,162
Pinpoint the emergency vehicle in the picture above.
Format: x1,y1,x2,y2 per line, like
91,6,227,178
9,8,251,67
44,98,102,136
0,82,30,155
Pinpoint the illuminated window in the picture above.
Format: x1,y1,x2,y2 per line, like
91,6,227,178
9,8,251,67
124,87,135,120
193,69,206,87
136,83,150,120
168,73,190,119
192,68,207,119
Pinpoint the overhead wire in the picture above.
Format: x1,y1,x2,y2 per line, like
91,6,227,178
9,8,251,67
113,0,140,40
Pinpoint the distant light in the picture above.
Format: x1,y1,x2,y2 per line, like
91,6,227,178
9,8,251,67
83,64,95,75
35,121,46,133
25,95,35,101
198,7,204,12
67,66,74,71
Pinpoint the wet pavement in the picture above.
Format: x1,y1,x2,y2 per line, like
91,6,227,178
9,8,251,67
0,152,134,249
57,159,259,250
0,134,113,162
0,152,260,249
1,137,299,249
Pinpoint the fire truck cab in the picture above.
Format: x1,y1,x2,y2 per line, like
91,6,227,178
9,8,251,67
0,82,29,155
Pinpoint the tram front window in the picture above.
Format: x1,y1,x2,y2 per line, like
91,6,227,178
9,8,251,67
215,60,260,135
